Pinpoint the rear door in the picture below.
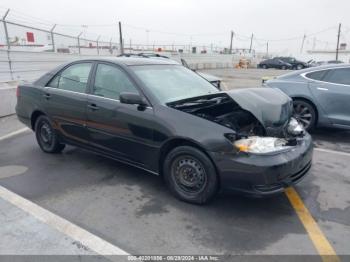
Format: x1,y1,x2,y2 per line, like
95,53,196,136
86,62,157,168
44,62,93,144
308,67,350,126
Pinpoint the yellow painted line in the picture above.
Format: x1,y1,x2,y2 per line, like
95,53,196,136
285,187,340,262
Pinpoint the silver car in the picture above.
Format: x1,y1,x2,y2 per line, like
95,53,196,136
265,64,350,131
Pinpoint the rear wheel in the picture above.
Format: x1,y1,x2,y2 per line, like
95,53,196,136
296,64,304,70
261,64,267,69
35,115,65,153
293,99,316,131
163,146,218,204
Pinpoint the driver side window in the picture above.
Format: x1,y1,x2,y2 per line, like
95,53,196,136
93,64,138,100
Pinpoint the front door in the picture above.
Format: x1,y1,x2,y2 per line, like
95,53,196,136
86,62,156,169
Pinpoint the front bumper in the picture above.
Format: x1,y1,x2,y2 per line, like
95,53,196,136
210,133,313,196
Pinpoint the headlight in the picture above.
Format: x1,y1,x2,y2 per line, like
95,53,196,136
287,118,304,136
234,136,290,154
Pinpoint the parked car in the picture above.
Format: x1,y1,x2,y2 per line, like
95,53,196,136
308,60,344,67
276,57,309,70
16,58,313,204
119,53,222,89
258,58,292,70
264,64,350,131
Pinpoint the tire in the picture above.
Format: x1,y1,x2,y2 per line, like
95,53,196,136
296,64,304,70
35,115,65,153
261,64,267,69
281,65,287,70
293,99,316,131
163,146,218,204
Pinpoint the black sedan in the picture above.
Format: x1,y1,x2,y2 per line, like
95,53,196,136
276,57,309,70
16,58,313,204
258,58,292,70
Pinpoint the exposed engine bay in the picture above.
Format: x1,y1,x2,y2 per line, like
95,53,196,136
167,89,304,142
168,93,265,137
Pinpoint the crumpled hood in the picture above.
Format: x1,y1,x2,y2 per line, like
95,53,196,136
227,88,293,129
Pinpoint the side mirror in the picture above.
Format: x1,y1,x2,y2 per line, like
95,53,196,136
120,92,147,106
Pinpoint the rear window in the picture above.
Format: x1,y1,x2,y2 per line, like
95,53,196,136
305,70,329,81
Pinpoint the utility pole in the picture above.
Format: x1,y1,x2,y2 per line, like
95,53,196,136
300,34,306,54
266,42,269,57
96,35,101,55
118,21,124,55
336,23,341,61
146,29,149,50
249,33,253,53
229,30,234,54
50,24,57,52
77,32,83,55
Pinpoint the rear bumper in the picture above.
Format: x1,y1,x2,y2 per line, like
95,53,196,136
210,133,313,196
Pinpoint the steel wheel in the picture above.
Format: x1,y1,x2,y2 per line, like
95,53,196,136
35,115,65,153
163,146,218,204
40,121,53,149
293,100,316,131
172,156,207,195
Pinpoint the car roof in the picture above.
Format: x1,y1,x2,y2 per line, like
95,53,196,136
277,63,350,79
74,57,179,66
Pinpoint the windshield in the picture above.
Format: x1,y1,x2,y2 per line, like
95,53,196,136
131,65,219,103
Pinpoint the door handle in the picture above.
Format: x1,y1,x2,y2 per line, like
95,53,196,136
88,103,99,111
43,93,51,100
317,87,328,91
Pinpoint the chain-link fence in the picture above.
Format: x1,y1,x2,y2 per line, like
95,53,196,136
0,17,261,82
0,18,122,82
0,19,120,55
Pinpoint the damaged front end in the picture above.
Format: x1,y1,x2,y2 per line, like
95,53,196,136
167,88,305,154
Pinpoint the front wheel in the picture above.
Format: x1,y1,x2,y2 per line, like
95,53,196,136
281,65,287,70
163,146,218,204
293,99,316,131
35,115,65,153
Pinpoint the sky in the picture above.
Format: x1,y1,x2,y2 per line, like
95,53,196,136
0,0,349,55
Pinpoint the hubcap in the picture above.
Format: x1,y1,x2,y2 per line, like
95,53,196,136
172,156,207,194
293,103,312,129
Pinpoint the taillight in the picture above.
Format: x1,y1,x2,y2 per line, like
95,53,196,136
16,86,20,97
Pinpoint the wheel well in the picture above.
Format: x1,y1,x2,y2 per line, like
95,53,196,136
158,138,221,187
292,97,318,125
31,111,45,130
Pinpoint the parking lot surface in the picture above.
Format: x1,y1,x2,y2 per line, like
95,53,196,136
0,69,350,260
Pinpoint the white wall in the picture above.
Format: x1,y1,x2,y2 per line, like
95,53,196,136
0,85,16,117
